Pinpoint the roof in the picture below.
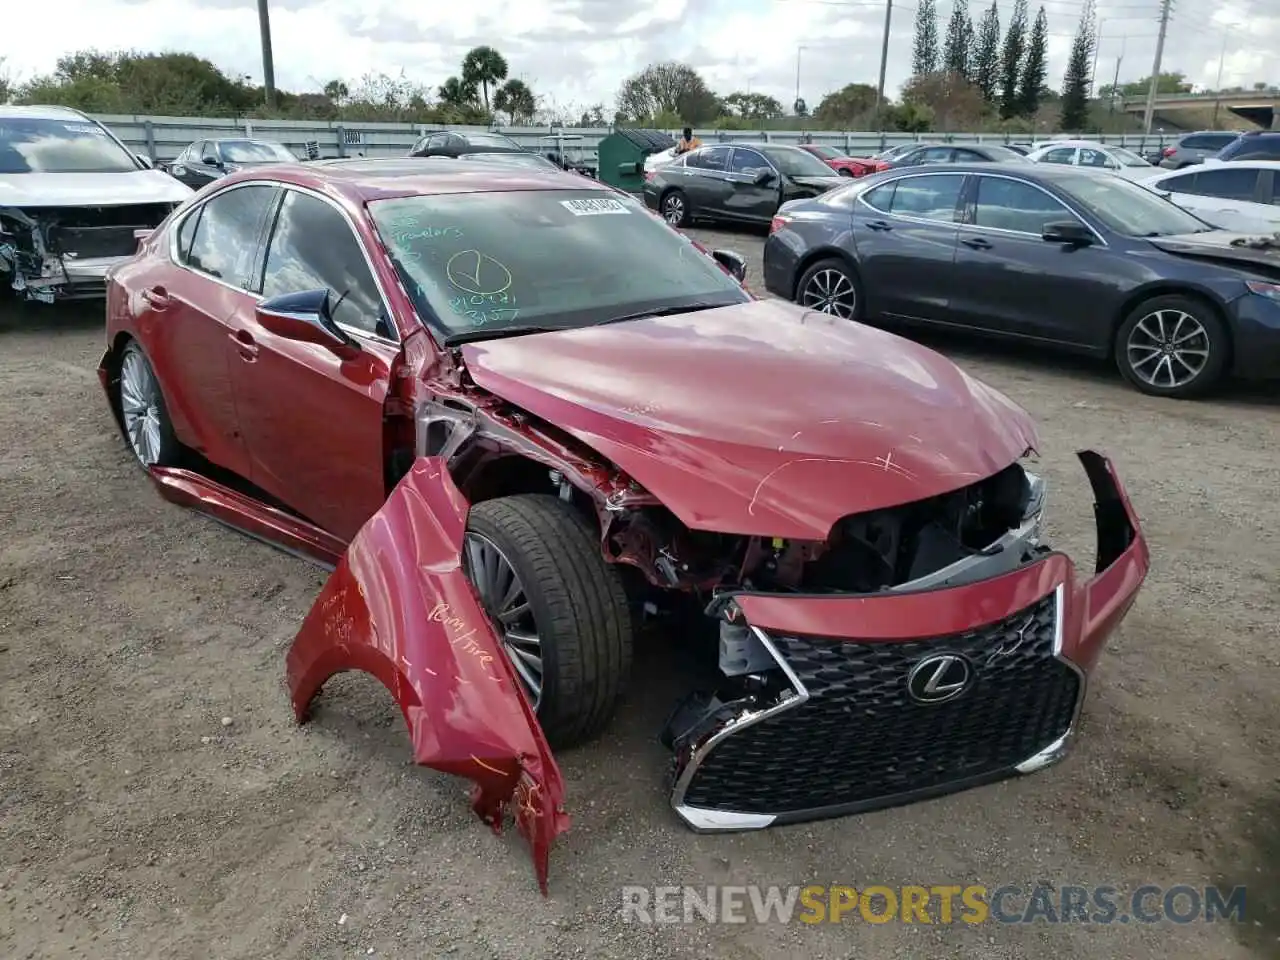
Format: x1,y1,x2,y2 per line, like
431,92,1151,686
609,128,676,151
873,162,1129,184
222,157,605,201
0,103,91,121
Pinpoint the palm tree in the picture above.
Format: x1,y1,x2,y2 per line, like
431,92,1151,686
493,78,536,124
461,46,509,113
437,75,476,108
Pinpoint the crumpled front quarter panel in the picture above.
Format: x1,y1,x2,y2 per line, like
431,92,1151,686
286,458,568,893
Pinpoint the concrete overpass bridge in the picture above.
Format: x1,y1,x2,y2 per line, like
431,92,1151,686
1120,90,1280,130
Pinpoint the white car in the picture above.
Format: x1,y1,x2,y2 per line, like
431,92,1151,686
1025,139,1156,181
1141,161,1280,234
644,146,678,174
0,104,194,303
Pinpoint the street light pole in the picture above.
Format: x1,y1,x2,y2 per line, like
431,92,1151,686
257,0,276,108
873,0,894,131
1141,0,1172,135
1212,30,1228,129
795,46,805,112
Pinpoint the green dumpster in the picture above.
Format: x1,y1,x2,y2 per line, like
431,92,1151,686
596,128,677,194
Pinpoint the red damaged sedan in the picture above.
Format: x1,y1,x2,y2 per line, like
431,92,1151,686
99,158,1149,893
799,143,888,177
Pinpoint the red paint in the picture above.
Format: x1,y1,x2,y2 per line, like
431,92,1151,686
798,144,883,177
286,459,567,893
461,299,1038,539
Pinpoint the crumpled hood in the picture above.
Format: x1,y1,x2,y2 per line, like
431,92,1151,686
1147,230,1280,277
0,169,193,207
788,174,847,193
461,300,1039,540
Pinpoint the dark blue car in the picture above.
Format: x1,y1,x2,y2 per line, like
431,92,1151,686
763,164,1280,398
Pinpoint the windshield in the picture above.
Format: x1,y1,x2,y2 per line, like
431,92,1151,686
807,145,844,160
219,139,296,162
1111,147,1151,167
761,146,837,178
1055,173,1213,237
0,117,138,174
876,143,914,160
369,189,750,339
985,145,1030,162
466,132,521,149
462,152,559,170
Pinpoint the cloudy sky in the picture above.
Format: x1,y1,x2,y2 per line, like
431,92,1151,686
3,0,1275,117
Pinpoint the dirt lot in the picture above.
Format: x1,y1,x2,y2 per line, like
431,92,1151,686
2,227,1278,960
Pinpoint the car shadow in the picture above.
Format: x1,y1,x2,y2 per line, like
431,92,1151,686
0,299,103,333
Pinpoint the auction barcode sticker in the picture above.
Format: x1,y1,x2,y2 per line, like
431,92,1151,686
560,197,632,216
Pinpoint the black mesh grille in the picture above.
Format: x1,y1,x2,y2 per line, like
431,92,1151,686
681,591,1079,815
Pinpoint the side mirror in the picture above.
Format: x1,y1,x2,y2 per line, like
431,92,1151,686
136,154,154,169
256,289,361,357
202,154,221,168
1042,220,1094,246
754,169,776,187
711,249,748,283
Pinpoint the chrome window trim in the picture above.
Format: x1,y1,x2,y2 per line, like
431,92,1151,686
167,178,400,347
856,169,969,227
964,172,1110,247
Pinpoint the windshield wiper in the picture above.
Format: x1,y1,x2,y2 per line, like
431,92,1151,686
593,301,734,327
443,324,562,347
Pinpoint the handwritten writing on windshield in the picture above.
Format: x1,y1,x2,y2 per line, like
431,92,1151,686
449,292,518,327
446,249,513,296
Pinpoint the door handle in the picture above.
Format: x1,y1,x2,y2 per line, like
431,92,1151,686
141,286,170,309
960,236,993,250
866,220,893,232
229,329,259,360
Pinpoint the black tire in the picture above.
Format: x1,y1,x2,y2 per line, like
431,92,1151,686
838,168,854,177
117,340,181,466
660,189,690,228
794,256,863,321
466,494,632,748
1114,293,1230,399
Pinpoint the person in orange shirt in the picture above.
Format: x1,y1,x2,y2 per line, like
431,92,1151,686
674,127,702,155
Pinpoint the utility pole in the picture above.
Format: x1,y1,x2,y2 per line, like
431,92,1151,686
1211,30,1228,129
1108,38,1125,115
1090,19,1104,98
257,0,276,108
873,0,893,131
1141,0,1172,134
794,46,805,112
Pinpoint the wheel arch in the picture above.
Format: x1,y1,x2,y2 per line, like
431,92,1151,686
1107,283,1234,368
791,247,863,302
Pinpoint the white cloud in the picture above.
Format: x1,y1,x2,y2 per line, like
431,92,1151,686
3,0,1276,118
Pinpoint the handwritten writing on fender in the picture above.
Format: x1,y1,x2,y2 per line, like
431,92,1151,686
428,601,500,679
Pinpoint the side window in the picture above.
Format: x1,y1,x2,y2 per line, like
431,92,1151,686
953,148,986,162
1240,140,1280,160
1078,148,1112,168
916,147,954,164
1191,168,1260,201
261,191,386,336
186,184,276,286
194,141,210,162
973,176,1076,234
727,148,768,174
689,146,731,171
424,134,447,152
1041,147,1076,165
1179,136,1207,150
175,206,203,262
862,181,896,213
887,174,964,222
1159,172,1199,194
176,144,191,163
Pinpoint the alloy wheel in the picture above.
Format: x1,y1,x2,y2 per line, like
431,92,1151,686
1125,308,1210,390
801,269,857,318
662,194,685,225
462,532,544,708
119,349,164,466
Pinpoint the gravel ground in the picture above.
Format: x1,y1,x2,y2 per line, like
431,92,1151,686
1,227,1278,960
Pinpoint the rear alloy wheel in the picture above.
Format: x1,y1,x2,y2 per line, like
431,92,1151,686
797,257,861,320
118,341,180,466
1115,294,1229,398
463,494,632,748
661,190,689,228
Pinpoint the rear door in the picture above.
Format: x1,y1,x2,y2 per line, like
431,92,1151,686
1159,165,1275,230
722,146,780,222
851,171,965,321
229,186,401,541
147,182,279,478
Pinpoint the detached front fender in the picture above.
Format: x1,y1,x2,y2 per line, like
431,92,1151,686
286,458,568,894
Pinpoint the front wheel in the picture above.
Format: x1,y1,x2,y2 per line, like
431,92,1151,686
464,495,633,748
795,257,862,321
1114,294,1230,399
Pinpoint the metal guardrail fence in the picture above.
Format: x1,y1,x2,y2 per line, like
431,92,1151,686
93,113,1185,166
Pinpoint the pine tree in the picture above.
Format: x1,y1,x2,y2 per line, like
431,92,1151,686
998,0,1028,117
973,0,1002,103
912,0,940,76
943,0,974,81
1018,6,1049,118
1059,0,1095,129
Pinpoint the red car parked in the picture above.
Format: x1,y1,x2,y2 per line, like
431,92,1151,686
799,143,888,177
99,158,1150,894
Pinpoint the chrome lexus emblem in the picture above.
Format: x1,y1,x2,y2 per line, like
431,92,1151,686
907,653,973,704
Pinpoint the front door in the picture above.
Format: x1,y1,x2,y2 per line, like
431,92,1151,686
851,171,965,322
722,146,781,222
683,145,734,218
229,187,399,542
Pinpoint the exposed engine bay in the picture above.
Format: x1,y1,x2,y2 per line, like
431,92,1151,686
1,203,173,302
